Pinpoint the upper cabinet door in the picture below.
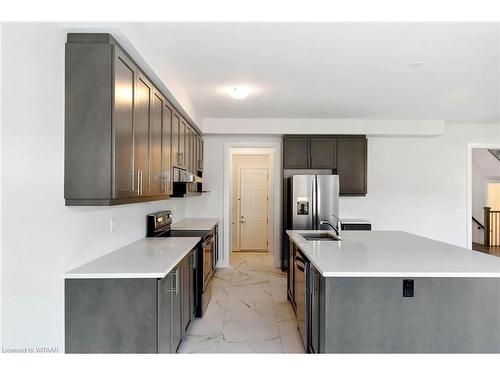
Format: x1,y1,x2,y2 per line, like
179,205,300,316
134,73,153,196
149,89,164,195
179,119,187,169
310,137,337,169
172,112,180,168
113,49,137,198
337,136,367,196
162,103,173,195
186,125,192,173
283,137,310,169
197,137,204,171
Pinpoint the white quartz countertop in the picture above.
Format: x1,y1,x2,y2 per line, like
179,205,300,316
64,237,201,279
171,218,219,231
287,230,500,278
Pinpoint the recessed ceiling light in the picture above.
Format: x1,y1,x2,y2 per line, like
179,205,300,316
409,61,425,69
226,85,252,100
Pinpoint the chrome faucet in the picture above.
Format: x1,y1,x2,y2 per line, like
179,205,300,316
320,214,342,236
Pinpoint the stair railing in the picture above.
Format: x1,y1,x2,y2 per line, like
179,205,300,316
484,207,500,246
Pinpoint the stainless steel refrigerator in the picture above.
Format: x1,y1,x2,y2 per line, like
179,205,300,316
289,174,339,230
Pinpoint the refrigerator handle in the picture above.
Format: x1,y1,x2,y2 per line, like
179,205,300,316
311,175,317,230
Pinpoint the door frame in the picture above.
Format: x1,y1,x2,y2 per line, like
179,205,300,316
222,142,282,268
237,166,270,251
466,143,500,249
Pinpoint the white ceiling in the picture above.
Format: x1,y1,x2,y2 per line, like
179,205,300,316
121,23,500,123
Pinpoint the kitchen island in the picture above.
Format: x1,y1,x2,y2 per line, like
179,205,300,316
286,230,500,353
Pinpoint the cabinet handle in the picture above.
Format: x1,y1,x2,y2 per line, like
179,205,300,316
139,169,143,195
140,170,143,195
171,268,179,295
191,251,196,270
136,170,141,195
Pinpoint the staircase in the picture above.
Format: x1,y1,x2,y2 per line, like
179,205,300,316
484,207,500,246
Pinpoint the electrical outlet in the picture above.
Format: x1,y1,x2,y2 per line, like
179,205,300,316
110,217,116,232
403,279,414,297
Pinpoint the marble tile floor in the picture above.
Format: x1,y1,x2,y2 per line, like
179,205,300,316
178,252,305,354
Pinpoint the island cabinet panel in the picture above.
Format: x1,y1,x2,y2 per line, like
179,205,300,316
309,265,323,354
283,136,310,168
287,239,296,310
64,33,201,206
65,279,158,353
337,136,367,196
320,277,500,353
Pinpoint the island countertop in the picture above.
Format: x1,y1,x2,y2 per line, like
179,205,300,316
64,237,201,279
287,230,500,278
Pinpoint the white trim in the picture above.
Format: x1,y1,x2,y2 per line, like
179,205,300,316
236,166,270,251
466,143,500,249
223,142,282,268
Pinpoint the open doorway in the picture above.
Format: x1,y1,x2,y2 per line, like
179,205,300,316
230,150,273,253
469,146,500,256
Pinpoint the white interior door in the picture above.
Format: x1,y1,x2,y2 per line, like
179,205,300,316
239,168,268,250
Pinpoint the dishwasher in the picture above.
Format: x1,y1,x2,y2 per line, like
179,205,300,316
294,249,309,350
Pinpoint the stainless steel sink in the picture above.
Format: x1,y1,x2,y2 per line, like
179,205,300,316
300,232,340,241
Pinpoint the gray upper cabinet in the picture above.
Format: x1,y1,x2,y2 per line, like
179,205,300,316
172,111,181,168
134,73,153,196
282,134,367,196
150,90,165,195
162,103,173,195
179,119,187,169
310,137,337,169
65,33,201,206
337,136,367,196
283,137,310,168
113,49,137,198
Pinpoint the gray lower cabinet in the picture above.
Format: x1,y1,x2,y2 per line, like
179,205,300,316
65,251,196,353
65,278,158,353
180,248,197,333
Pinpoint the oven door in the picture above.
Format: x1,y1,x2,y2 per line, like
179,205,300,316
202,232,215,288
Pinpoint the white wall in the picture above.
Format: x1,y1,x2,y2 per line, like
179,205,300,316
184,124,500,272
0,23,192,352
340,124,500,246
184,136,282,268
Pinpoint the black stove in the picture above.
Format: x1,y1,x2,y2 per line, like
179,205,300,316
146,210,213,317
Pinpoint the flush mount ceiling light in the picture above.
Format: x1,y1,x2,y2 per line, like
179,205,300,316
226,85,252,99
